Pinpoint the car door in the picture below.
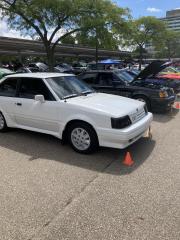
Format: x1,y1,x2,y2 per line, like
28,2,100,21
112,73,133,98
0,77,19,124
14,77,59,133
92,72,134,98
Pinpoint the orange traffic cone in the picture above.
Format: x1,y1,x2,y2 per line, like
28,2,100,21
175,102,180,109
123,152,134,166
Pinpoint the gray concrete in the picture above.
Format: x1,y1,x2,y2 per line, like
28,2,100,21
0,108,179,240
0,36,130,58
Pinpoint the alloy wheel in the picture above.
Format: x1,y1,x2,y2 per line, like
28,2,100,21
71,127,91,151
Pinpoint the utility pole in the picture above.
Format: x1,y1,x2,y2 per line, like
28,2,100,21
95,0,98,68
95,27,98,67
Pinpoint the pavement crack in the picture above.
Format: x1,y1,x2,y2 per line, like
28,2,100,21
29,158,116,240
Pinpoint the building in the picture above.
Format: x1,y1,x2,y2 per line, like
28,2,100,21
160,9,180,32
145,9,180,55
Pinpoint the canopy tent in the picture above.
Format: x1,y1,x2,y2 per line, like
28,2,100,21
99,59,121,64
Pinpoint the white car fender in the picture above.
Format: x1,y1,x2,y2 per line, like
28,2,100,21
61,113,98,137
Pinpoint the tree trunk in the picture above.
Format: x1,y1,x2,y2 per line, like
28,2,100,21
139,46,143,71
46,46,55,71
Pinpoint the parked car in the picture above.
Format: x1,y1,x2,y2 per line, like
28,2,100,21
55,63,74,73
158,66,180,75
134,61,180,94
16,67,40,73
0,68,14,79
158,73,180,80
28,62,48,72
126,63,180,94
87,62,123,71
72,62,87,74
78,62,177,112
0,73,152,154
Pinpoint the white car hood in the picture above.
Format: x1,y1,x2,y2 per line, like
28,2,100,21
66,93,145,117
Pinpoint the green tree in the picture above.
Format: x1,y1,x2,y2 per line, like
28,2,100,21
0,0,129,69
124,16,166,69
155,30,180,59
61,35,76,45
76,1,130,63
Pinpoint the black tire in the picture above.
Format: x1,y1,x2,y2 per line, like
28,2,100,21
133,95,151,111
0,112,8,132
67,122,99,154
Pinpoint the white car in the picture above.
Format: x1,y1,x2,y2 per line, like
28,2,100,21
0,73,153,154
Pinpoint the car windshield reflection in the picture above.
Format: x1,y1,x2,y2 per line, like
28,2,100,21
46,76,94,100
114,70,134,83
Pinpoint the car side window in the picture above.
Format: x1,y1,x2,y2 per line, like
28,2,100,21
80,73,98,84
97,73,113,86
18,78,55,101
0,78,18,97
112,74,125,85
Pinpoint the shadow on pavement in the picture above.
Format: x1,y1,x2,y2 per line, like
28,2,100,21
105,137,156,175
0,129,156,175
153,108,179,123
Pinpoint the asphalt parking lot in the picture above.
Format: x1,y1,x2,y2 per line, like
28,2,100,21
0,106,180,240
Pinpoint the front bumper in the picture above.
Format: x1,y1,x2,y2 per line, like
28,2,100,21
97,112,153,149
151,95,176,112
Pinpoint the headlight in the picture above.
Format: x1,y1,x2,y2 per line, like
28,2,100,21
159,90,168,98
111,116,132,129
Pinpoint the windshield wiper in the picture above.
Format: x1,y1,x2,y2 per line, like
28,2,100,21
62,94,79,100
63,91,94,100
81,90,94,95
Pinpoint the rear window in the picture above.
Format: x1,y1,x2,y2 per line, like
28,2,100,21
79,73,98,84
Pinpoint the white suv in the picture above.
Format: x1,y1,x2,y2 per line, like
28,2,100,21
0,73,153,154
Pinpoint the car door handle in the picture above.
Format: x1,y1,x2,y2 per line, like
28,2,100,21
15,102,22,106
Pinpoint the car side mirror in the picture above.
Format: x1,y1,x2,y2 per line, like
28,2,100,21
35,95,45,103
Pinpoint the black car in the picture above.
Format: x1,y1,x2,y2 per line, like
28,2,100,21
129,61,180,94
78,61,177,112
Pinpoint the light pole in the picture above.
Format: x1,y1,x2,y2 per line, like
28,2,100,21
95,0,98,68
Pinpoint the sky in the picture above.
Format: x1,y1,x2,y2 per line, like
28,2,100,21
0,0,180,38
115,0,180,18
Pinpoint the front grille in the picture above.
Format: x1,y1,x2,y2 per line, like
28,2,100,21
130,108,146,124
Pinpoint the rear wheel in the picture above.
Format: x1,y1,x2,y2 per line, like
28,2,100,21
0,112,8,132
67,122,98,154
133,95,151,111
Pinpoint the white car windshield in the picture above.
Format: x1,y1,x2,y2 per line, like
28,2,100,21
46,76,94,100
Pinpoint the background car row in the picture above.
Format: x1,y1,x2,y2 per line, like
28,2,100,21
0,60,180,113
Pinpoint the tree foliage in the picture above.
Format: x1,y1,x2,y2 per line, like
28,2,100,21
155,30,180,59
0,0,129,69
124,16,167,69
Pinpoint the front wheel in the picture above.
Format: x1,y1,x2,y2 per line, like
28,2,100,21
0,112,8,132
68,122,99,154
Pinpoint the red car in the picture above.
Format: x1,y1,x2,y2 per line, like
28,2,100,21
158,73,180,80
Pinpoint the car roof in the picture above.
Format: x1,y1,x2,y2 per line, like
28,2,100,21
4,72,74,79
